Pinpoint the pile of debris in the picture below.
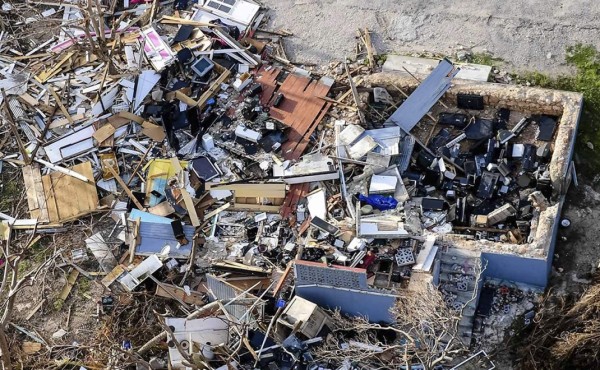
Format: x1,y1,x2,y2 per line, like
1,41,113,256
0,1,578,369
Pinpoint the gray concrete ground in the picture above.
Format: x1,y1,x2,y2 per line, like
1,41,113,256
261,0,600,73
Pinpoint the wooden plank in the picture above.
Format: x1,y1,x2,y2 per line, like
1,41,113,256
174,90,198,106
93,123,116,143
362,28,375,68
51,172,74,221
34,162,99,222
273,261,293,297
58,269,79,301
47,85,73,125
107,165,145,210
25,298,46,320
231,203,281,212
19,93,39,107
204,203,231,220
155,284,205,306
197,68,231,109
290,101,332,159
213,260,271,274
141,121,166,141
22,342,42,354
22,165,40,217
255,66,281,105
101,264,126,288
118,111,145,124
48,113,86,129
35,51,74,83
224,276,272,291
31,166,49,222
41,174,59,223
266,73,331,161
48,162,98,221
148,201,175,217
180,189,200,227
345,62,366,125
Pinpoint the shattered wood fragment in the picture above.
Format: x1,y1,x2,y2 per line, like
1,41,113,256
155,284,205,306
58,269,80,302
93,123,116,143
203,202,232,220
141,120,166,141
22,342,42,354
180,189,200,227
107,165,145,210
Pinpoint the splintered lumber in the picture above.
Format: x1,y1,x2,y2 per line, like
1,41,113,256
22,342,42,354
212,260,272,276
180,189,200,226
35,51,75,83
107,165,145,210
273,261,294,297
155,284,205,306
345,62,366,125
22,164,49,223
58,269,80,302
203,202,232,220
197,68,231,109
47,85,73,124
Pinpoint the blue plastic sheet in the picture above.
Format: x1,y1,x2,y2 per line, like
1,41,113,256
358,194,398,211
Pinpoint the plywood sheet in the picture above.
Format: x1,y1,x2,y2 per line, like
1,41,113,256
25,162,99,223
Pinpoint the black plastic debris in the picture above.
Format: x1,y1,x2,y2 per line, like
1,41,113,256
191,156,220,181
171,220,189,245
173,25,194,43
246,83,263,98
477,171,500,199
465,118,494,140
457,93,484,110
421,198,445,211
521,144,538,172
533,115,558,141
259,131,285,152
311,216,340,235
439,112,469,128
495,108,510,130
517,174,532,188
429,128,452,152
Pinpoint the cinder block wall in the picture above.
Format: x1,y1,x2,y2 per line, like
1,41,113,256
363,73,583,287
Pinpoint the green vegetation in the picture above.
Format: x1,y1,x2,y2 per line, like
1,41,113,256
469,52,504,66
77,277,91,297
53,298,64,311
17,259,32,279
516,44,600,178
0,177,20,212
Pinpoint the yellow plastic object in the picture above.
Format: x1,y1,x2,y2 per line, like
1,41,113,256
144,158,188,206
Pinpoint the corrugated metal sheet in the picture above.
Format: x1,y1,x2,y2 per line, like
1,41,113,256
135,221,194,258
205,274,261,321
294,261,368,290
398,134,415,173
296,284,396,323
385,58,459,132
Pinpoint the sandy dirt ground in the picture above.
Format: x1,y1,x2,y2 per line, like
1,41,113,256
262,0,600,73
